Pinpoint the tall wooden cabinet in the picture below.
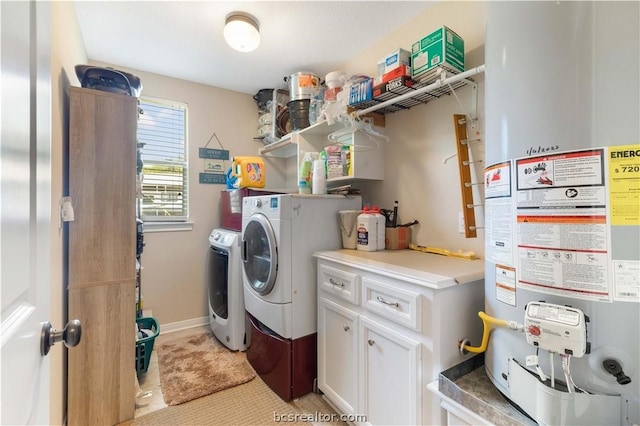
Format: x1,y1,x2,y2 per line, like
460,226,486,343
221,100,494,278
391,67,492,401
67,86,137,425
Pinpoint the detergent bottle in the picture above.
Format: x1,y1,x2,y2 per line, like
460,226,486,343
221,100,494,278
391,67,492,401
298,152,317,194
231,156,265,188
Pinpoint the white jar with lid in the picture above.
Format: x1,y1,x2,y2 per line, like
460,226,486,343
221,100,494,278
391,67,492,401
356,206,377,252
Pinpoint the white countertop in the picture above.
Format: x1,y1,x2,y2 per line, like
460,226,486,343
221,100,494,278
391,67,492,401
313,249,485,290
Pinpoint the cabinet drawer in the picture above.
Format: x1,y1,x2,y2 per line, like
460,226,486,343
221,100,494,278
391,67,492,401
319,264,360,305
362,278,421,331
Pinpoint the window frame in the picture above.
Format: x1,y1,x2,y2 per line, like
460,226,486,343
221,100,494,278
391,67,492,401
137,96,190,224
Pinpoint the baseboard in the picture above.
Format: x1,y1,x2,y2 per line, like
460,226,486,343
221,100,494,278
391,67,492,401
158,316,209,334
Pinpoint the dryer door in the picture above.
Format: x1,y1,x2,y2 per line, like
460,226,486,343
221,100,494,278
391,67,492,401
242,213,278,295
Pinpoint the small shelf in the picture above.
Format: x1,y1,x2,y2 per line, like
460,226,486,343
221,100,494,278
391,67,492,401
350,79,470,115
259,121,347,158
352,65,485,117
259,133,295,158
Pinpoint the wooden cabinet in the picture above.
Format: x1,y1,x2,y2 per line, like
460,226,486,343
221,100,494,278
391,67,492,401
67,87,137,425
315,250,485,425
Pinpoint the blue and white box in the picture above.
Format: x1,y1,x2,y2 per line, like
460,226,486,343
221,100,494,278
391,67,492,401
377,48,411,76
349,78,373,105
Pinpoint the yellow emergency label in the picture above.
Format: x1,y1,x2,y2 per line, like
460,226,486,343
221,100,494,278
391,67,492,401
608,144,640,225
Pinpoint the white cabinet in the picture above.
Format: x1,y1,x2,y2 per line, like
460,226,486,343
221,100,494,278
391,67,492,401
315,249,485,426
318,297,359,416
360,317,420,426
258,121,384,190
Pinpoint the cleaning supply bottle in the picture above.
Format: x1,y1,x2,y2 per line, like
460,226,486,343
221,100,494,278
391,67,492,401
312,158,327,194
298,152,315,194
371,205,386,250
357,205,377,252
231,156,265,188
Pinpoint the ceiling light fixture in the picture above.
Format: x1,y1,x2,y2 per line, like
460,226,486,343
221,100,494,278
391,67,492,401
224,12,260,53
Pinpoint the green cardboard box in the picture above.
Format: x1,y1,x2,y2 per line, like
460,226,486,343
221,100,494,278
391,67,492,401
411,26,464,82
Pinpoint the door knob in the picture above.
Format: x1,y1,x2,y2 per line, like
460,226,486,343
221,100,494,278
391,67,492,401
41,319,82,356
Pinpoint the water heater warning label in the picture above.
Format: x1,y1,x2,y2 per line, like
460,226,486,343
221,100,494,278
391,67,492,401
486,146,639,304
514,148,610,301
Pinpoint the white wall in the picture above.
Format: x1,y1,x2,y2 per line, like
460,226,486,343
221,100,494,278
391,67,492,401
343,1,487,256
87,62,266,325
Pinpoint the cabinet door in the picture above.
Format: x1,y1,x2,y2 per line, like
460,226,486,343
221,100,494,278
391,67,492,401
360,317,421,426
68,86,137,286
67,87,137,425
318,297,359,416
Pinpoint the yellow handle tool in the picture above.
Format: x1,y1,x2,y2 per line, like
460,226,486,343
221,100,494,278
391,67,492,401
408,243,476,260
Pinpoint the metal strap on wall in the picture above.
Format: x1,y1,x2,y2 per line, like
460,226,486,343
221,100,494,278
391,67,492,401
453,114,479,238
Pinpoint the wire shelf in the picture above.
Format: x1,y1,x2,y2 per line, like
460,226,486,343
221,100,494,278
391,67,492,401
350,77,472,115
350,65,485,116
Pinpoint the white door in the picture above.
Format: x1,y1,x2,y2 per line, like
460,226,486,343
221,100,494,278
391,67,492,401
360,317,421,426
318,296,359,416
1,1,52,424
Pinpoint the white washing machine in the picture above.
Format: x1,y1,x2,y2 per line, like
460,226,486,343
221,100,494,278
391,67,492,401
241,193,362,401
207,228,246,351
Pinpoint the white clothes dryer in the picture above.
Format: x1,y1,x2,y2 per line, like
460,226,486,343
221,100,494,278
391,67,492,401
241,194,362,339
207,228,246,351
241,194,362,401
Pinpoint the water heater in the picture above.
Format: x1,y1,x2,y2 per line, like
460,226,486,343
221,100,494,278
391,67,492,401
484,2,639,425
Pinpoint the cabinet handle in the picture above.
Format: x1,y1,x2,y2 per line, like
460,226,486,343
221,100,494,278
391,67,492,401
343,325,350,332
368,339,375,346
329,278,344,288
376,296,399,307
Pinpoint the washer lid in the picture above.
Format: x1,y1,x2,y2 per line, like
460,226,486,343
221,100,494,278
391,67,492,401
209,228,240,247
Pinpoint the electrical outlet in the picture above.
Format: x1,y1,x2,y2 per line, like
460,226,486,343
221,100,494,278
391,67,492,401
458,212,465,234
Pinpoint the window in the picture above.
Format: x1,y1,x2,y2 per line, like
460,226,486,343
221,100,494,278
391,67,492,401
137,97,188,222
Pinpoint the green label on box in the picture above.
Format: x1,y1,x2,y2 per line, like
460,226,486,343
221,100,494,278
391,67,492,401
411,26,464,77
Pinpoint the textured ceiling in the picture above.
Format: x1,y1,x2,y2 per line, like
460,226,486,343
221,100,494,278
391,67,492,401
73,1,433,95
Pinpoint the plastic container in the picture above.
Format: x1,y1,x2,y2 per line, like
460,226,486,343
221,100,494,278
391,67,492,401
371,205,386,250
231,156,265,188
288,99,311,130
285,72,320,100
312,159,327,194
298,152,317,194
135,316,160,374
357,206,378,252
339,210,362,249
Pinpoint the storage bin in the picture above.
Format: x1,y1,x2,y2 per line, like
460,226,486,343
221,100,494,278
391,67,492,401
135,316,160,374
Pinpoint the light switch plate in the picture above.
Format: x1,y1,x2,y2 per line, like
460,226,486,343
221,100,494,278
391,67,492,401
458,212,465,234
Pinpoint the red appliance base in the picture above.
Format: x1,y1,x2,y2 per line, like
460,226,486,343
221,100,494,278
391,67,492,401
245,312,316,401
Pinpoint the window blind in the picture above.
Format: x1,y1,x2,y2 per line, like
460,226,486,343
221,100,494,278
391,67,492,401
137,97,188,221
